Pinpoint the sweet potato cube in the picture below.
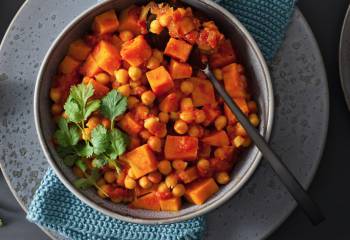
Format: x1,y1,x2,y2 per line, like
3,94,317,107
191,78,216,107
185,178,219,205
222,63,248,98
82,77,109,98
59,56,81,74
159,197,182,211
209,39,237,68
224,98,249,124
146,66,174,96
125,144,158,179
202,104,220,126
68,39,92,61
120,35,152,67
169,59,192,79
130,192,161,211
93,10,119,35
178,167,199,184
159,92,180,112
164,136,198,160
92,40,121,75
118,6,142,35
164,38,193,62
202,131,229,147
80,55,102,77
118,113,143,136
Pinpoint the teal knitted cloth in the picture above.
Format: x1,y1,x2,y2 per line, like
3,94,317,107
27,1,296,239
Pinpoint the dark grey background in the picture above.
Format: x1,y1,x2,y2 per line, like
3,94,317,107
1,0,350,239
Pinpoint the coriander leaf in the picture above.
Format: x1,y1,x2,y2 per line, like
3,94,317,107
70,83,94,108
0,218,4,227
74,168,100,190
108,159,121,173
76,159,87,172
101,90,127,123
64,98,84,123
77,142,94,158
108,128,129,159
63,155,77,167
92,158,108,168
84,100,101,120
56,145,75,157
54,118,80,147
91,125,109,155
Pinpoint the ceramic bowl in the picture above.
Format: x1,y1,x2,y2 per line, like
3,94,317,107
34,0,274,224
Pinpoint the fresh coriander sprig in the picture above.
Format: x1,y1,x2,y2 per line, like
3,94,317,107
100,89,127,130
0,217,4,227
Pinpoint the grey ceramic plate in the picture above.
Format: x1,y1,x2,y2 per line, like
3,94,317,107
0,0,328,239
339,5,350,110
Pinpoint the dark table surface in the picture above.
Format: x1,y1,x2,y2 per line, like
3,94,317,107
1,0,350,239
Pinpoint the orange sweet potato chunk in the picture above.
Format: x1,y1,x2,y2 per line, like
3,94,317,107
80,55,102,77
118,6,142,35
82,77,109,98
191,78,216,107
120,35,152,67
201,131,230,147
146,66,174,96
164,136,198,160
169,59,192,79
202,104,220,126
130,192,161,211
209,39,237,68
164,38,193,62
222,63,248,98
125,144,158,179
185,178,219,205
224,98,249,124
93,10,119,35
92,40,121,75
59,56,81,74
178,167,199,184
159,197,182,211
68,39,92,61
118,113,143,136
159,92,180,112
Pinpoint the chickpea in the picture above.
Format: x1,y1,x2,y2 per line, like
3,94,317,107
144,116,159,130
86,116,101,129
127,168,136,179
172,184,185,197
174,119,188,134
129,80,142,89
95,73,110,85
115,69,129,84
101,118,111,129
128,66,142,81
147,136,162,152
180,98,194,111
215,172,231,185
146,56,161,70
82,128,92,141
179,111,195,123
214,148,226,160
165,174,178,189
73,166,84,178
172,159,188,171
248,101,258,113
139,176,152,189
104,171,116,183
98,184,110,198
152,49,163,61
158,160,172,175
188,125,200,137
148,171,162,184
194,109,206,124
135,105,149,120
170,112,179,120
141,90,156,106
249,113,260,127
215,115,227,131
124,176,137,189
180,81,194,95
159,112,169,123
158,182,169,193
127,96,140,109
117,84,131,97
50,88,61,103
213,68,223,81
150,19,164,34
197,159,210,171
140,129,152,140
119,30,134,42
233,136,245,148
51,103,63,115
116,171,126,186
96,178,106,187
236,123,247,136
159,14,172,27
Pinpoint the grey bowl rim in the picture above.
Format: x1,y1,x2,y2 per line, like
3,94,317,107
33,0,274,224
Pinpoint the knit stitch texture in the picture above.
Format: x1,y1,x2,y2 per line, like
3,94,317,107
27,0,296,239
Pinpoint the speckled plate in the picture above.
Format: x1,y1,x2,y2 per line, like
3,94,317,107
0,1,328,239
339,4,350,111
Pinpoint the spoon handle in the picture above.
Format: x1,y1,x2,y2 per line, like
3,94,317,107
204,67,325,225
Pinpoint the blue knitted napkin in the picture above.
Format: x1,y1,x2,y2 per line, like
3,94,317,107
27,1,296,239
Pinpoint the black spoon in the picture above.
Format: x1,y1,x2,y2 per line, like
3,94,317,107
203,65,325,225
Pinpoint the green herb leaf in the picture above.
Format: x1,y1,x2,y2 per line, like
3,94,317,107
92,158,108,169
70,83,94,108
74,168,100,190
76,159,87,172
64,99,84,123
54,118,80,147
77,142,94,158
63,155,77,167
108,129,129,159
0,218,4,227
91,125,109,155
101,90,127,124
84,100,101,120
